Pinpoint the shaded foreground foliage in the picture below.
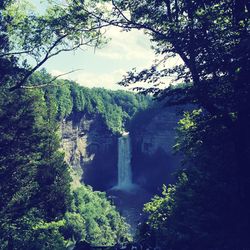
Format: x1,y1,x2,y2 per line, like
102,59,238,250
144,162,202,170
110,0,250,249
143,110,250,249
0,89,71,249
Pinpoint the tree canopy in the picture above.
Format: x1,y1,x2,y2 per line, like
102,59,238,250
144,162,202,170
0,0,113,90
110,1,250,249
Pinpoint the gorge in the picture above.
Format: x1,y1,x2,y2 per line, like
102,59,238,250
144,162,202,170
42,79,184,236
60,105,183,193
59,94,184,235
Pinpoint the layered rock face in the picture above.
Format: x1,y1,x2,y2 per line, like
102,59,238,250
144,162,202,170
137,107,179,155
61,112,118,191
131,106,183,192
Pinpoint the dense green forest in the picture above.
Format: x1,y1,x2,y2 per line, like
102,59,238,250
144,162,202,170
1,0,250,249
30,70,151,133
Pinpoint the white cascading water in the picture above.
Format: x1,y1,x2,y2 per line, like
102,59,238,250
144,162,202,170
116,132,134,190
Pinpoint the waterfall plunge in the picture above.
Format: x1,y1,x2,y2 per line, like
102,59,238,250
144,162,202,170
113,132,137,191
118,133,132,188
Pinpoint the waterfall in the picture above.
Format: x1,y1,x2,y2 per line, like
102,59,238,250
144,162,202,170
109,131,139,192
111,132,138,192
117,132,132,189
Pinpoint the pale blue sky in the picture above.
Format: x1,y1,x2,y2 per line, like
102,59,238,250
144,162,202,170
30,0,179,90
43,27,156,90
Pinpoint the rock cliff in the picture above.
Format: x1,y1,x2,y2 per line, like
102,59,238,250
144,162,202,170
60,106,184,192
61,112,118,191
131,106,184,192
135,107,179,155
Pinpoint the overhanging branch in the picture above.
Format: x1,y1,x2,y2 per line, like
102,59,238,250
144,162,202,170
21,69,83,89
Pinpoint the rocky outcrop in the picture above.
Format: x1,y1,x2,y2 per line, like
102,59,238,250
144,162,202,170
61,112,118,191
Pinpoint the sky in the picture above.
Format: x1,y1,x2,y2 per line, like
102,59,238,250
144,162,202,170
30,0,180,91
42,27,156,90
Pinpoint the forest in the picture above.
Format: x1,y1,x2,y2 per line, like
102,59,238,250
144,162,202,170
0,0,250,249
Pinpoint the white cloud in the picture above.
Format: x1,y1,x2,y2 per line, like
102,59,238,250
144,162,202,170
50,69,127,90
73,69,126,90
48,26,183,90
50,69,65,77
49,56,184,91
97,27,155,63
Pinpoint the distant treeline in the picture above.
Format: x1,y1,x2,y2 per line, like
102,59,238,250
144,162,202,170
30,69,152,133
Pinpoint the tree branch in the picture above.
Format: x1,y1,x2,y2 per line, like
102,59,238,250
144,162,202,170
0,50,33,57
8,21,113,91
9,33,68,91
21,69,83,89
